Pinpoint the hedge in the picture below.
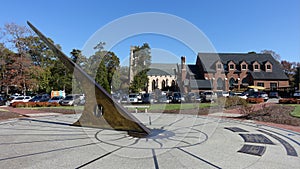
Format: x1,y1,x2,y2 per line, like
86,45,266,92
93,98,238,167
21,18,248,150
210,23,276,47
12,102,60,108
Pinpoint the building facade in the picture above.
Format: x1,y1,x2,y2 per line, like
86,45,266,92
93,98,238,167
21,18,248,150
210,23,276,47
181,53,289,93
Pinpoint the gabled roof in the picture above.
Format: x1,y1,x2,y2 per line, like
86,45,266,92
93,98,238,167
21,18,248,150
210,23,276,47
147,63,177,76
186,65,202,79
197,53,288,80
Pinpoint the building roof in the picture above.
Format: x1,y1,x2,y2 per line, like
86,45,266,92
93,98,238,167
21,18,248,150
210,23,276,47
197,53,288,80
189,80,212,89
186,65,202,79
147,63,177,76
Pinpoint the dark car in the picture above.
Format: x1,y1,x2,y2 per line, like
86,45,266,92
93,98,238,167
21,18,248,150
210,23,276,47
48,96,64,103
171,92,182,103
29,94,50,102
142,93,154,104
0,96,6,106
269,91,279,98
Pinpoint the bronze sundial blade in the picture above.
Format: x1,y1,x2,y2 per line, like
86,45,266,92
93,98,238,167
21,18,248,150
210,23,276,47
27,21,150,137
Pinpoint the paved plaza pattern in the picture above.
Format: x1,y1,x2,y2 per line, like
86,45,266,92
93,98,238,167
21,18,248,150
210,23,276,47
0,113,300,169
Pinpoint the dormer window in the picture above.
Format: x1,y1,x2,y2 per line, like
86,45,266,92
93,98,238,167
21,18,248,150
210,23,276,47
242,65,247,70
265,61,272,72
217,64,222,69
228,61,236,70
253,61,260,72
240,61,248,70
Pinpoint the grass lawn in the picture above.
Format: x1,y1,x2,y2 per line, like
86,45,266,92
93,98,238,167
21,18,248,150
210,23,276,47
23,106,84,111
20,103,217,112
289,104,300,118
147,103,215,111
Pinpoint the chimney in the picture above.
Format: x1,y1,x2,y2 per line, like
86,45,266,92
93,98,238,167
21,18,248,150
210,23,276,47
181,56,186,70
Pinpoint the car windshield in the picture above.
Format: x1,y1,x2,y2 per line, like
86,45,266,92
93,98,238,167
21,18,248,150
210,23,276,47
173,93,181,97
129,94,137,98
64,96,74,100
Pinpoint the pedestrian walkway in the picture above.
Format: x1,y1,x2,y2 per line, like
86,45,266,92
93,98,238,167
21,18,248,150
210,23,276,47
0,112,299,168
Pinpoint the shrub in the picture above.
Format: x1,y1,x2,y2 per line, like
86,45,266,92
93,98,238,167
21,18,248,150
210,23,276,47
12,102,60,108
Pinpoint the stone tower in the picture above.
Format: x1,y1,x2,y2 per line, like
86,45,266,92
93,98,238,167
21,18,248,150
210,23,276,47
129,46,136,83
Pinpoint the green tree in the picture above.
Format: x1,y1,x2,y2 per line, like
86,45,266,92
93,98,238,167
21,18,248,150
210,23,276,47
87,42,120,93
129,69,149,93
95,60,110,92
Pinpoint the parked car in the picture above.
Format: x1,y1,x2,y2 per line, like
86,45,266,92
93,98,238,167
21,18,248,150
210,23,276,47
260,92,269,102
171,92,183,103
60,94,81,106
201,91,218,102
0,96,7,106
293,91,300,99
142,93,154,104
9,96,32,105
269,91,280,98
48,96,64,103
120,95,129,104
216,91,229,98
157,95,170,103
112,94,121,103
128,94,139,103
29,94,50,102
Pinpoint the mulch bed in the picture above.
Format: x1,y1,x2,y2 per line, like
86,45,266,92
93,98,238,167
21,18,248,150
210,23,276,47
237,105,300,126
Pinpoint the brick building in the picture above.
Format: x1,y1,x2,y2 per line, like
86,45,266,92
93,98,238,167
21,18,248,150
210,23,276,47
180,53,289,93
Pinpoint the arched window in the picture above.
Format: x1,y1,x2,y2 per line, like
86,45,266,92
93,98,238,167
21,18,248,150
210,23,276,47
217,78,224,90
162,80,166,89
166,79,169,87
156,79,158,88
171,80,176,87
152,80,156,91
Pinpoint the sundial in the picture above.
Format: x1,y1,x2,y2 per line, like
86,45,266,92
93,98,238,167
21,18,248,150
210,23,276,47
1,22,297,168
27,21,151,137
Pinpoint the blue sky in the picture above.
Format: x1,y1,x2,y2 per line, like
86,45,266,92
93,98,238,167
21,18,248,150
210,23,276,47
1,0,299,65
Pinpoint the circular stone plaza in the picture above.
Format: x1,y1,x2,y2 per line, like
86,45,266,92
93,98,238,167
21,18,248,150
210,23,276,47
0,111,299,169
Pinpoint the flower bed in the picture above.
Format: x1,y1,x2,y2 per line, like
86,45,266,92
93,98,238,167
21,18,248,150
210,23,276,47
12,102,60,108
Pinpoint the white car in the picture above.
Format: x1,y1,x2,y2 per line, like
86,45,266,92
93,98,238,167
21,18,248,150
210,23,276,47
128,94,139,103
9,96,32,105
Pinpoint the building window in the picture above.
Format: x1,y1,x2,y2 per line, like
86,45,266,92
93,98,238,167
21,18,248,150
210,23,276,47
152,80,156,91
254,64,259,70
162,80,166,89
270,83,277,90
242,64,247,70
267,65,271,70
217,64,222,69
257,82,264,87
229,64,235,70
